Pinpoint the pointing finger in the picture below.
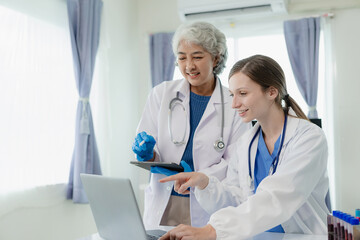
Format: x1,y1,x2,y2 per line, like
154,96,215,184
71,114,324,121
159,173,185,183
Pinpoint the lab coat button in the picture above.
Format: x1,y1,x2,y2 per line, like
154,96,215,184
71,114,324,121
167,186,171,191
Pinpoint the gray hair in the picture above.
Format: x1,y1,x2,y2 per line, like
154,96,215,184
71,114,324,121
172,22,228,75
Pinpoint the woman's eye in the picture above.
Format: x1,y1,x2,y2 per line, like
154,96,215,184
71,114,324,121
229,93,234,97
194,57,203,60
178,57,185,61
240,92,247,96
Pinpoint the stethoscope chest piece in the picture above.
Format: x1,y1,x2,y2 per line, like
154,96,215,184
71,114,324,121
214,139,225,151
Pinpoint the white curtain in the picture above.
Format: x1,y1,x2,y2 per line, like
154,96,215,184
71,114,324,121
0,4,76,194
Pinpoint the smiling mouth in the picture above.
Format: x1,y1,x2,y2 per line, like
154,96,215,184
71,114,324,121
238,109,249,114
187,72,199,77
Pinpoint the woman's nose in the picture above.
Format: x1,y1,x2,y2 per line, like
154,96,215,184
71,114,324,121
231,96,240,109
186,60,195,71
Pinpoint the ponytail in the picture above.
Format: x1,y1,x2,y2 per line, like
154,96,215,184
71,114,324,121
282,94,308,121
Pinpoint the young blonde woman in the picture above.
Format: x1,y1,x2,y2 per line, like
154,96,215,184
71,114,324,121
159,55,329,240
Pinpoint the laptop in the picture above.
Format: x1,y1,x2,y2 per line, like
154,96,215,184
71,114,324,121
80,173,166,240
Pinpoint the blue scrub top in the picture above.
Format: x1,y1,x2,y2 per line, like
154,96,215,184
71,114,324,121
171,91,210,197
254,130,284,233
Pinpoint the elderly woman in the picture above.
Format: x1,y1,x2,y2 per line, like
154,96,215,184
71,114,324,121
132,22,250,229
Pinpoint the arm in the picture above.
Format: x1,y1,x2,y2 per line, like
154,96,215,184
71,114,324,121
134,85,163,162
194,141,247,214
160,144,245,213
159,224,216,240
209,126,328,239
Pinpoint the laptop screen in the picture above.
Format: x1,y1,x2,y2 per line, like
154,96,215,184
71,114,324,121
80,174,151,239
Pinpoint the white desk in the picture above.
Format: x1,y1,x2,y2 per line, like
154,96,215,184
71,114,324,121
79,232,327,240
249,232,327,240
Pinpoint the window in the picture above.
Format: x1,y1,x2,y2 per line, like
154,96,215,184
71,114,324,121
173,33,325,118
0,5,76,193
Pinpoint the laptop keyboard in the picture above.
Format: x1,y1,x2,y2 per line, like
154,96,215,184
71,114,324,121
146,229,166,240
146,234,159,240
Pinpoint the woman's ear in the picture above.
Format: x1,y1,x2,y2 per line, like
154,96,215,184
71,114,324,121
213,55,219,68
266,86,278,100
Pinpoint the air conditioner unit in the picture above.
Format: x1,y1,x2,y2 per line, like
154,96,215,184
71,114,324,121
177,0,288,22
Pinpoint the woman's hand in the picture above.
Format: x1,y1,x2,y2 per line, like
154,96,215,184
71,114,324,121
132,131,156,161
159,224,216,240
159,172,209,195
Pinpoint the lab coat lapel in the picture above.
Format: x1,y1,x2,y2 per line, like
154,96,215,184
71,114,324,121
197,79,227,128
175,79,190,105
171,79,191,146
238,124,259,193
277,109,300,166
174,79,191,122
249,124,260,183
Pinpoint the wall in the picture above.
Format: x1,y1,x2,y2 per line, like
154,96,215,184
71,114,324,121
0,184,97,240
94,0,139,180
330,8,360,213
136,0,182,112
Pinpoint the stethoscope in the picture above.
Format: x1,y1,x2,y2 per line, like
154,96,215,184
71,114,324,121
168,78,225,151
247,114,288,188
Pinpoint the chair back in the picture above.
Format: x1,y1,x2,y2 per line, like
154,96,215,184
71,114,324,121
310,118,322,128
310,118,332,212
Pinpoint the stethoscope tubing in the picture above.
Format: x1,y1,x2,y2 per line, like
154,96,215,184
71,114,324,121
168,77,225,150
248,114,288,180
219,78,224,142
168,91,187,145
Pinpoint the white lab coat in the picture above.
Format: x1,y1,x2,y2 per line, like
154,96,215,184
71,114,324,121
136,78,251,230
195,111,329,240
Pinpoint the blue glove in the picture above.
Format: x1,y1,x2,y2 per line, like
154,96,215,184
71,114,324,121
132,131,156,161
150,160,192,176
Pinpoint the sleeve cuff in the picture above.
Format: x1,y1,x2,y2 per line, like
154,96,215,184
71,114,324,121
208,219,230,240
194,176,220,211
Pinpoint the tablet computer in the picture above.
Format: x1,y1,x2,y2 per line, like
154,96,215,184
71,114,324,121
130,161,184,172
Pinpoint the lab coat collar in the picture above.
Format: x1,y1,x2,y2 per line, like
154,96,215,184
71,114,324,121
173,77,228,132
174,79,190,102
213,76,228,104
283,108,300,146
246,107,300,178
249,108,300,145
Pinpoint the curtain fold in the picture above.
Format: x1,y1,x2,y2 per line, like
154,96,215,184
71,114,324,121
284,17,321,118
66,0,103,203
150,32,176,87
